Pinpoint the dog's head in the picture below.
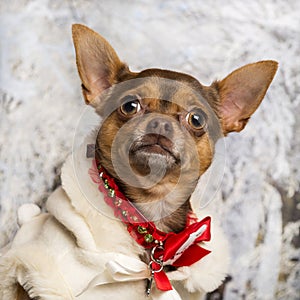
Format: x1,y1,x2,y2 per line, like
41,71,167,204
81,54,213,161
72,24,277,226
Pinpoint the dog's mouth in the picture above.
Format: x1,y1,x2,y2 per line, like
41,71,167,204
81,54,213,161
130,134,180,164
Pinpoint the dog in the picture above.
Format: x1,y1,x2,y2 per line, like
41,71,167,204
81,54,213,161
0,24,277,300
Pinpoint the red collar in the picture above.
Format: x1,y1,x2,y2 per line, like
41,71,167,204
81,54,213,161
89,159,211,293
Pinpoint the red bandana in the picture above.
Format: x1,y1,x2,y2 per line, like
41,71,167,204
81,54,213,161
89,159,211,293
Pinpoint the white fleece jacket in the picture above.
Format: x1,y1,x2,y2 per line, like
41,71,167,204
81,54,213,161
0,134,229,300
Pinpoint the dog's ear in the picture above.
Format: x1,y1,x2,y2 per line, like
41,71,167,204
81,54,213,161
215,60,278,134
72,24,128,106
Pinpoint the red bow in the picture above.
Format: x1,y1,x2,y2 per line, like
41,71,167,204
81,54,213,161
151,216,211,290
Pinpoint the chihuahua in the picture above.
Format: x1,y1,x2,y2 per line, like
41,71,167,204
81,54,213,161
1,24,277,300
70,24,278,298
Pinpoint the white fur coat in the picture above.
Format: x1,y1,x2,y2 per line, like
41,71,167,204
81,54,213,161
0,134,229,300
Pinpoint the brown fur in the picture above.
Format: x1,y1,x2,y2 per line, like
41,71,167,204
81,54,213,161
72,24,278,233
16,284,31,300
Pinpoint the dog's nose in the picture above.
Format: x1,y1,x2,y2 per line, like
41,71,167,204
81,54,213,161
146,118,173,137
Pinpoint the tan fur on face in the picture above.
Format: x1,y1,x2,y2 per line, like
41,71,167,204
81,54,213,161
95,76,217,232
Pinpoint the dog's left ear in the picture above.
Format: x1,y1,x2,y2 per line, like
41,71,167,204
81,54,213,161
215,60,278,134
72,24,129,106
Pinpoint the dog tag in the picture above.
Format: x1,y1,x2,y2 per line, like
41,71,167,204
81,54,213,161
146,271,154,297
86,144,95,158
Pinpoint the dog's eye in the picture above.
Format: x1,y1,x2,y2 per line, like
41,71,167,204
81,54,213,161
186,110,206,131
120,95,141,116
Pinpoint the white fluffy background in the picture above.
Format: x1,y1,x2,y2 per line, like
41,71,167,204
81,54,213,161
1,0,300,299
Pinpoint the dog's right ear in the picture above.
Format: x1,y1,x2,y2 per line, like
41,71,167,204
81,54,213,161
72,24,128,106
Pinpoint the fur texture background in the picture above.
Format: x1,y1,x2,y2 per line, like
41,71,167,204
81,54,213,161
0,1,299,299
